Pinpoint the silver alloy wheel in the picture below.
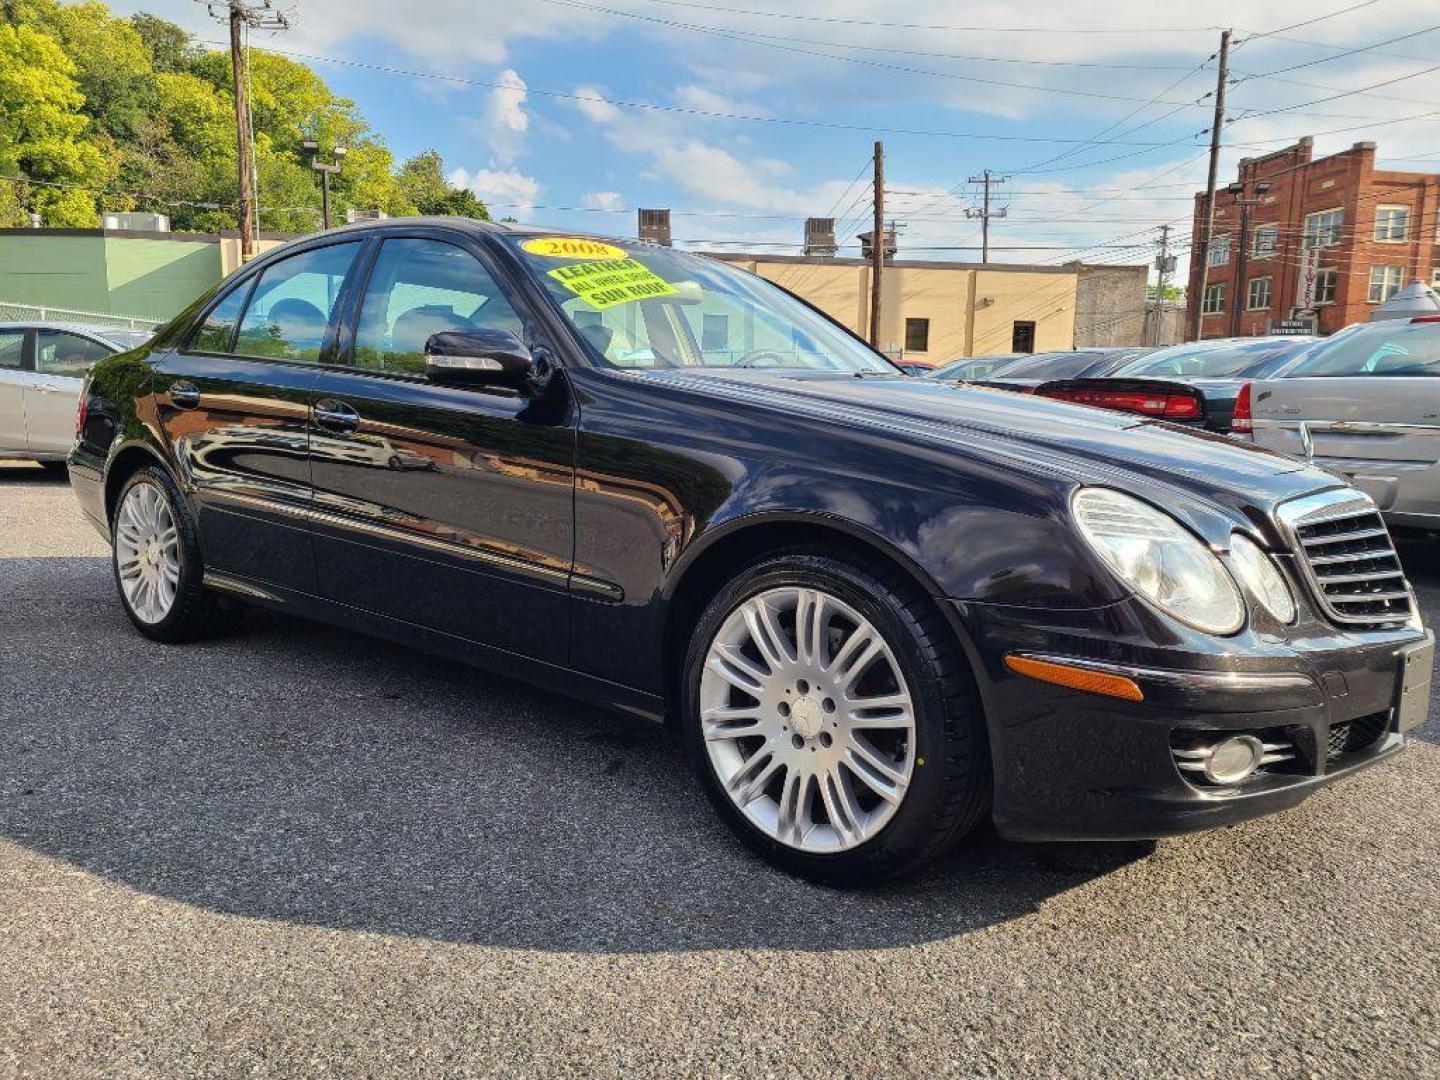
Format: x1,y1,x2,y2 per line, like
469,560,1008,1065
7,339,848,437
114,480,181,625
700,586,917,854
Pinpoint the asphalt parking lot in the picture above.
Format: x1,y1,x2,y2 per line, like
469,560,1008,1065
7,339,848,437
2,463,1438,1079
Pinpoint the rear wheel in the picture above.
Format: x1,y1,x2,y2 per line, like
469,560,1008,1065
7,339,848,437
111,465,239,641
682,554,991,885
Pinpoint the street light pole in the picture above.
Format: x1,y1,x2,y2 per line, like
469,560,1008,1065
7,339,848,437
302,141,347,230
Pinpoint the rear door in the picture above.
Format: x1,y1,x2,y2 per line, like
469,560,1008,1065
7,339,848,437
1251,323,1440,525
0,329,29,455
152,239,366,593
26,330,113,456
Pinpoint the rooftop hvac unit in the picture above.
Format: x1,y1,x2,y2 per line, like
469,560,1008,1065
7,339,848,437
345,209,388,224
857,226,898,260
102,212,170,233
638,208,672,247
803,217,838,257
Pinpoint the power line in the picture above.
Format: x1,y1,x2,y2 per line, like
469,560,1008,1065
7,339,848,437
621,0,1220,34
1234,23,1440,82
534,0,1219,109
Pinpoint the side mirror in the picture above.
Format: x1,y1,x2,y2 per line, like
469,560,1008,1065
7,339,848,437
423,328,534,390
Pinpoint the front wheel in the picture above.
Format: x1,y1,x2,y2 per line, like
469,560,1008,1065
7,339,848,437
111,464,239,642
682,554,991,885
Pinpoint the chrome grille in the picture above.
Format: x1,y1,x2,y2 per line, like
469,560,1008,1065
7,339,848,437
1276,489,1414,627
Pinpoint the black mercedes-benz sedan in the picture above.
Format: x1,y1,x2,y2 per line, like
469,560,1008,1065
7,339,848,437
69,219,1434,884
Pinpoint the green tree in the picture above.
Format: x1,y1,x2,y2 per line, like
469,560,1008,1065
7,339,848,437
130,11,199,73
0,21,111,225
397,150,490,219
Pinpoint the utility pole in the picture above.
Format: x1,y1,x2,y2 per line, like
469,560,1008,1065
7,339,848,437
1227,179,1272,336
1151,224,1174,346
207,2,290,262
869,140,884,350
1191,28,1230,341
965,170,1009,264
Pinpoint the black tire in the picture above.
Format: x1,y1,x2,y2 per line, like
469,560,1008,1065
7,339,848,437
110,464,241,642
681,553,991,886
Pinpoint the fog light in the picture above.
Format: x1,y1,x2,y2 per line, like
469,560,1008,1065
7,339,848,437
1204,735,1263,785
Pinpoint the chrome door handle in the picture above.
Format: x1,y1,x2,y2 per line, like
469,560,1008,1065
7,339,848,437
314,398,359,433
169,380,200,409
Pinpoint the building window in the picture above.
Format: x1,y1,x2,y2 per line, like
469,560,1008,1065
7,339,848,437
1368,265,1404,303
1303,208,1344,249
1314,268,1338,305
1207,235,1231,267
1250,224,1278,258
1202,283,1226,314
1432,268,1440,289
1246,277,1272,311
904,317,930,353
1011,320,1036,353
1375,205,1409,242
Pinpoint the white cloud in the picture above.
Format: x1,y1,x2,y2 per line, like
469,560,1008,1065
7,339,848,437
574,86,621,125
582,190,625,211
451,167,543,218
478,68,530,164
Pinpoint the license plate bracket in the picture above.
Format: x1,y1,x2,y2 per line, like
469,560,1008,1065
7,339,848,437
1396,635,1435,733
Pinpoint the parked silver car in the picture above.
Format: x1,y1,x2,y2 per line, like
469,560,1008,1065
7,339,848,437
0,323,152,470
1249,318,1440,532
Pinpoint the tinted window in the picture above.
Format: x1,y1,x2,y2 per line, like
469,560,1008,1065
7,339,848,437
190,282,251,353
1287,323,1440,378
354,238,523,374
993,352,1099,380
36,331,111,377
234,242,361,362
0,330,23,370
1115,339,1291,378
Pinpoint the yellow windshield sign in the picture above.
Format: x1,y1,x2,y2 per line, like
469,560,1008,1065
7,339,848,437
548,258,679,310
522,236,628,261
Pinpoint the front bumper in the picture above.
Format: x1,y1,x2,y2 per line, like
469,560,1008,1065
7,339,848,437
957,600,1433,842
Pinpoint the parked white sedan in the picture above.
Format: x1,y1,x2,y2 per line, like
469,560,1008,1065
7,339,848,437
0,322,152,471
1250,318,1440,533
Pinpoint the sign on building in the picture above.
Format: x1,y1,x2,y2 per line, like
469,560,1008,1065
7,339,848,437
1296,245,1322,310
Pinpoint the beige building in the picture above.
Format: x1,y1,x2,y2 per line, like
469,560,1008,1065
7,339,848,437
708,253,1146,361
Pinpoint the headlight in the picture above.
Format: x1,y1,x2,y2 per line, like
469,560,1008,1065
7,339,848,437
1228,533,1296,624
1072,488,1244,635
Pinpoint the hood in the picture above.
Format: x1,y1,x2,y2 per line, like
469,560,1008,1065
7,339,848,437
638,368,1334,509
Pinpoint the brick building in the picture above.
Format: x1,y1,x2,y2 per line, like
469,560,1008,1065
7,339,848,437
1186,137,1440,338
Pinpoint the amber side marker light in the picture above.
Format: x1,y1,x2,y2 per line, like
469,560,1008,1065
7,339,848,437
1004,654,1145,702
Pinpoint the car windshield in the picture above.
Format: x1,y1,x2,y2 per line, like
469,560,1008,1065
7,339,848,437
1113,339,1294,379
508,235,894,373
95,329,153,350
1286,322,1440,377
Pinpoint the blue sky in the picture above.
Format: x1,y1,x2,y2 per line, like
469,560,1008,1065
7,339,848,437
126,1,1440,270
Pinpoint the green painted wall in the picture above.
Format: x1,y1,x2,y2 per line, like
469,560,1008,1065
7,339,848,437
0,233,224,320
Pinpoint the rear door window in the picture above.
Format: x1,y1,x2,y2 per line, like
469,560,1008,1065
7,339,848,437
36,331,111,378
0,331,24,370
234,242,362,362
1289,325,1440,377
189,282,253,354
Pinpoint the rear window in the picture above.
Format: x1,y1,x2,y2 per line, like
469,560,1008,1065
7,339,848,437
992,352,1099,380
1115,339,1292,378
1287,323,1440,377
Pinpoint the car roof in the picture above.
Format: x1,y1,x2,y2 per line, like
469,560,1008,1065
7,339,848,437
0,321,140,337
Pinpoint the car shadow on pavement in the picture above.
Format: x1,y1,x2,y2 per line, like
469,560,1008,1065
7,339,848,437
0,556,1151,954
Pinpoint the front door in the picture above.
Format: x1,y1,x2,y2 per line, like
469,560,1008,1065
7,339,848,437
153,239,365,593
307,232,575,663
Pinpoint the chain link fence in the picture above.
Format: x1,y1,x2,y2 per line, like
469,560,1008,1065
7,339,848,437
0,301,164,332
